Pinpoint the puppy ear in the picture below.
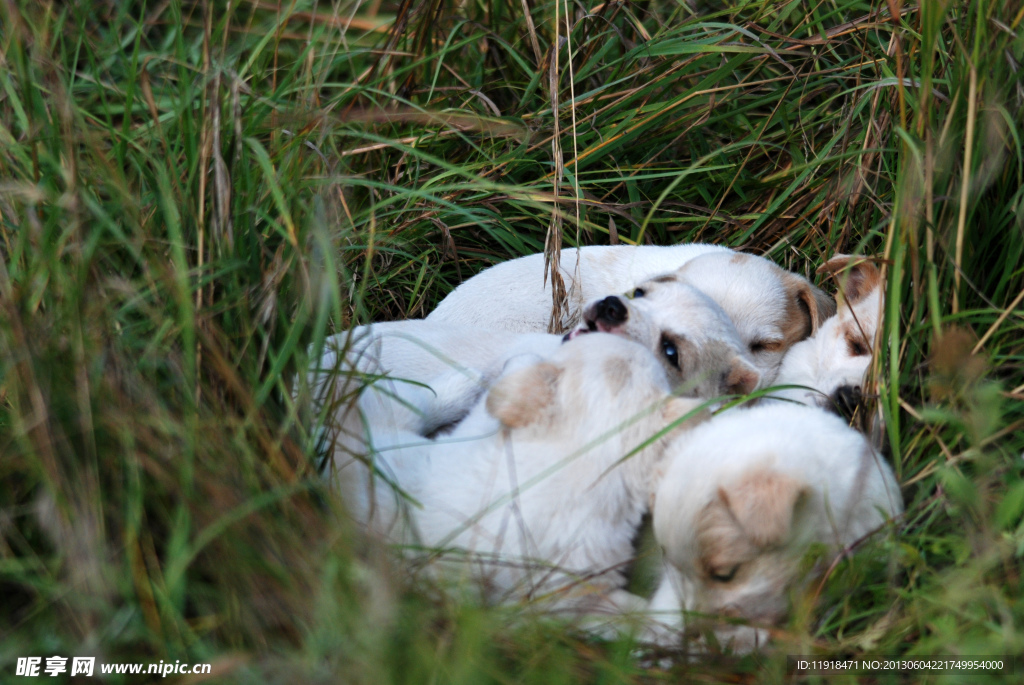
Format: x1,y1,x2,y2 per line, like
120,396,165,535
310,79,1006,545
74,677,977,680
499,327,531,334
817,254,882,306
816,253,854,274
785,274,837,337
718,470,809,546
485,362,561,428
725,357,760,395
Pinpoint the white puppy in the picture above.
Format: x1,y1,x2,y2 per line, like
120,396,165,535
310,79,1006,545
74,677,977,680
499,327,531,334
772,255,883,420
312,279,759,449
427,244,835,383
645,402,902,653
347,334,707,613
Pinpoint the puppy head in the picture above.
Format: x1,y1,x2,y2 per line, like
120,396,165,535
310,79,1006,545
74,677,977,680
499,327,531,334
775,256,884,416
675,252,835,385
579,277,761,398
662,481,811,654
652,404,902,653
667,468,811,653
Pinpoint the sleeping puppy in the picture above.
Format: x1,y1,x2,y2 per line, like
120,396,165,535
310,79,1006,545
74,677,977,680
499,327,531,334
341,333,707,614
426,245,835,384
311,279,759,447
772,255,883,422
644,402,902,653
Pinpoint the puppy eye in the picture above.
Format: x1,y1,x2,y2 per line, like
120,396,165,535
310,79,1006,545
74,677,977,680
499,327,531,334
847,336,870,357
710,565,739,583
632,287,646,299
749,340,780,354
661,337,680,369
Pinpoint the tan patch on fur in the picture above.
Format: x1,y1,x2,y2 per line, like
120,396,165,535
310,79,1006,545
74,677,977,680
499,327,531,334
730,253,750,265
782,274,836,341
718,469,808,547
725,358,760,395
662,397,709,431
669,334,701,381
486,362,561,428
686,341,755,397
841,321,872,357
650,273,679,284
696,497,756,577
817,253,855,275
781,282,814,343
817,254,882,305
696,469,808,576
603,356,632,394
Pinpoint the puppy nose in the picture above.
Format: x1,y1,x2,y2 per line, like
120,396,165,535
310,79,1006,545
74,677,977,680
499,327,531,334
594,296,628,325
831,384,863,420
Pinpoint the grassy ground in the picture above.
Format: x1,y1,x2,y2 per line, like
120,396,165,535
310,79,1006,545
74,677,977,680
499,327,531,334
1,0,1022,682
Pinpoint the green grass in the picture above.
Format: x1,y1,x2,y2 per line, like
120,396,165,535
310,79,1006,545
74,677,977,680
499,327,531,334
1,0,1022,682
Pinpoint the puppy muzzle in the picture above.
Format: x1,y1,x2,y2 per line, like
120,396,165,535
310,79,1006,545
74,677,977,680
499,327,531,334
830,384,863,422
584,295,629,332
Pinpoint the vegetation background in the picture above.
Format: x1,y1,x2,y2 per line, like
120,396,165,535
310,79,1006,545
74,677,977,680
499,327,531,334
1,0,1022,682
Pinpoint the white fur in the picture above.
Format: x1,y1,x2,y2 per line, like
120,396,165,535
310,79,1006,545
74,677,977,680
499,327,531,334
343,334,706,612
313,323,558,436
644,402,902,653
427,245,834,384
428,243,729,332
312,280,758,453
571,278,761,397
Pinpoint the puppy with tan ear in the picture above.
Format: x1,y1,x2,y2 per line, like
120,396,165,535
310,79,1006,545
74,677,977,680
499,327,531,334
426,244,834,384
342,333,708,614
643,402,902,653
772,255,884,422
